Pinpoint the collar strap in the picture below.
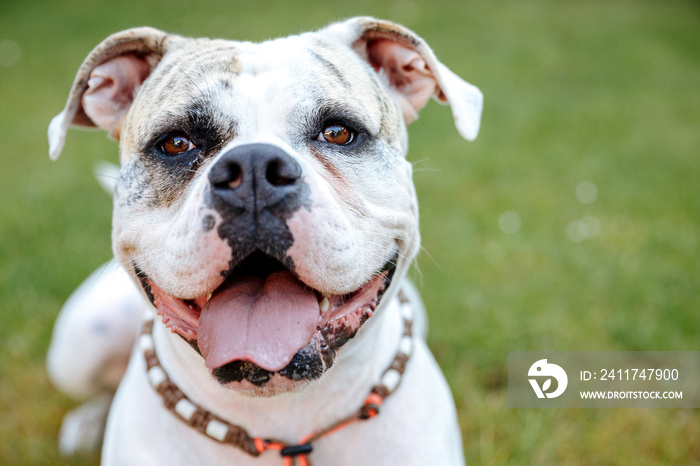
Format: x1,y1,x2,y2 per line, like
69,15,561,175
139,291,414,466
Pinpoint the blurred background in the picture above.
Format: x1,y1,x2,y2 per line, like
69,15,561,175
1,0,698,464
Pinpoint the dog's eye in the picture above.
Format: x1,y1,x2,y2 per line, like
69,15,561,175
317,124,354,145
161,134,196,155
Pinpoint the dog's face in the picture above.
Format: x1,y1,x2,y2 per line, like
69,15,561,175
49,17,482,395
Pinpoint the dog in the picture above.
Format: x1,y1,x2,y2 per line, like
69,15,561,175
47,17,482,465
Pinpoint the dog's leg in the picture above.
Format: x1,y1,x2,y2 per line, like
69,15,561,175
47,260,147,454
56,392,113,455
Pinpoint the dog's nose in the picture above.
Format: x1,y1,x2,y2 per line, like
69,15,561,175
208,143,302,211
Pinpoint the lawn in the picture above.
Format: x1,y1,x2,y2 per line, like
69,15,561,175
1,0,699,464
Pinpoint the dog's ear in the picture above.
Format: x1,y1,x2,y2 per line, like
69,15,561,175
326,17,483,141
48,28,170,160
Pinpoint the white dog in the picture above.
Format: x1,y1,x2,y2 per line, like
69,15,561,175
48,17,482,465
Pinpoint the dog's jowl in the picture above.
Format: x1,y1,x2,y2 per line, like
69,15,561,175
47,17,482,465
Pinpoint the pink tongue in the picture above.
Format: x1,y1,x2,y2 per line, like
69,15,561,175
198,270,319,372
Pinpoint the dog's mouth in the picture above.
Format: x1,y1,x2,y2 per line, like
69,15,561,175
138,251,395,385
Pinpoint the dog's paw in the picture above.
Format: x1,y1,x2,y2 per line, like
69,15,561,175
58,393,112,456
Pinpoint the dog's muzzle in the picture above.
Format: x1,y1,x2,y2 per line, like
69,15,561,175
138,143,397,387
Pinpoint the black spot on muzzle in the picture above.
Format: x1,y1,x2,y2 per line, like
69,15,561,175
211,342,325,386
206,143,311,270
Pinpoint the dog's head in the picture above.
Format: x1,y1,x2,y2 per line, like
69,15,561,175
49,17,482,395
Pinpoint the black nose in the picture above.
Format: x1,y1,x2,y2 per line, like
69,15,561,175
208,143,302,212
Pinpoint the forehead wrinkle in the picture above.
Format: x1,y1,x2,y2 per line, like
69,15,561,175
306,49,352,91
303,43,386,129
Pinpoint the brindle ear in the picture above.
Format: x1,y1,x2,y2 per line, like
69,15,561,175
325,17,483,141
48,27,170,161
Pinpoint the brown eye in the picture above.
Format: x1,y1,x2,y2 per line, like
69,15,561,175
319,124,353,145
161,134,195,155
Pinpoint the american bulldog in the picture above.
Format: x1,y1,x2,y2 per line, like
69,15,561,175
47,17,482,465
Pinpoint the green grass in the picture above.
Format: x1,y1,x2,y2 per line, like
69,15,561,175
1,0,699,464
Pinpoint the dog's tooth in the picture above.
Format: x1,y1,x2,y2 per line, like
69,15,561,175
322,292,331,299
206,293,212,302
319,297,330,313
